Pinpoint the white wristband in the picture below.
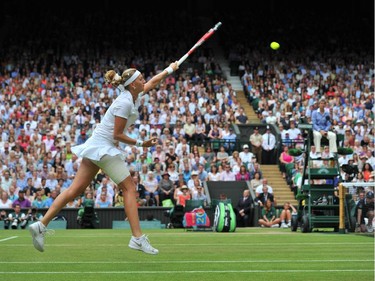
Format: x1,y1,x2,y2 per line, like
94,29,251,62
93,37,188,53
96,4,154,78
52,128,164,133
136,139,144,147
165,66,173,75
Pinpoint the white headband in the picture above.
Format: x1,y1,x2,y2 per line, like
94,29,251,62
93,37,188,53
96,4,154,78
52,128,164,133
124,70,141,87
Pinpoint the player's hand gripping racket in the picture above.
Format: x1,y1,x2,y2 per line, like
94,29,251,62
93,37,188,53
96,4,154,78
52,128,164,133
177,22,222,66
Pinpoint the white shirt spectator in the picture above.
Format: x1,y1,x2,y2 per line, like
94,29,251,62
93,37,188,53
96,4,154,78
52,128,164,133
239,148,254,164
255,183,273,194
220,165,236,181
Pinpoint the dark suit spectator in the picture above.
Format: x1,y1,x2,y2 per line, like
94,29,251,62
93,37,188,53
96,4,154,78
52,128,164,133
234,189,253,227
255,186,275,207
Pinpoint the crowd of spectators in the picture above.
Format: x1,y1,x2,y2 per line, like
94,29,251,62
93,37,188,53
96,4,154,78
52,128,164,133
221,4,374,201
0,3,373,223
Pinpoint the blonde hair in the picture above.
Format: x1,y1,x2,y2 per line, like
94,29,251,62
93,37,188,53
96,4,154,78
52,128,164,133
104,68,137,88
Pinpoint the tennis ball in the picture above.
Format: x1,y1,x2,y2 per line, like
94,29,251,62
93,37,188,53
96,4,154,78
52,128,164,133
270,42,280,50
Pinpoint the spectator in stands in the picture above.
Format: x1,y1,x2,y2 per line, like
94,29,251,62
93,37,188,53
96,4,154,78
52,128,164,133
43,190,59,208
202,146,216,164
0,191,12,208
95,185,113,206
216,145,229,164
187,170,201,189
321,145,334,159
362,163,373,182
222,127,237,153
250,172,262,191
258,198,280,228
249,161,263,179
29,61,179,255
177,185,191,207
207,165,221,181
197,164,209,182
234,189,253,227
279,145,295,179
95,192,112,208
114,188,124,207
220,164,236,181
235,107,248,124
152,144,166,163
291,165,304,193
158,172,175,205
207,123,222,152
192,185,207,206
194,118,206,147
1,170,13,193
239,144,254,169
12,190,31,208
249,127,262,164
255,185,275,207
143,171,160,206
312,99,337,153
183,117,196,143
166,163,179,184
235,165,251,181
129,173,145,203
309,145,321,159
228,150,240,168
287,121,301,141
175,137,190,158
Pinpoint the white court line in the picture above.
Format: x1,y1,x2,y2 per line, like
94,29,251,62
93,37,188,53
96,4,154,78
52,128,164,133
1,269,373,274
0,236,18,242
0,259,373,264
2,242,373,247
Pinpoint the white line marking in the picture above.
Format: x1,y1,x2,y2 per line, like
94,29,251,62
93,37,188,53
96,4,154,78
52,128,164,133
0,236,18,242
2,242,373,247
1,269,373,274
0,259,373,264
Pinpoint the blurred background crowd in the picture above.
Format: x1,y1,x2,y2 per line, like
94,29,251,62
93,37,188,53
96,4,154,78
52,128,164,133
0,1,373,219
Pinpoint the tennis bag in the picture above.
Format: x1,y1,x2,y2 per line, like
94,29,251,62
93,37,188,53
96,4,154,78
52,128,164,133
183,207,211,228
213,202,236,232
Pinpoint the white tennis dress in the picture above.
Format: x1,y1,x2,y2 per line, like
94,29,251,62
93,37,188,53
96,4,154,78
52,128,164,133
72,90,140,161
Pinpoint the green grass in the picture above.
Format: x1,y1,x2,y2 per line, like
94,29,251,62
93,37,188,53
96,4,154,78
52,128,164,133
0,228,374,281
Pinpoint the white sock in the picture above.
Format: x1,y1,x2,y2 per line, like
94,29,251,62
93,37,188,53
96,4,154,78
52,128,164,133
133,235,144,240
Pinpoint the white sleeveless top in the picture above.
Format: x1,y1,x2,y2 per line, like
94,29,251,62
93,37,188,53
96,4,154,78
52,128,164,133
72,90,140,161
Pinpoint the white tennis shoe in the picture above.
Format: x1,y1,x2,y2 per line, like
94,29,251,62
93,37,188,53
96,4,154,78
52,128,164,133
128,234,159,255
29,221,54,252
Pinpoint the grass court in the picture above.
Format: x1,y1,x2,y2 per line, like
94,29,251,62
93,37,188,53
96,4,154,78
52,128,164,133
0,227,373,281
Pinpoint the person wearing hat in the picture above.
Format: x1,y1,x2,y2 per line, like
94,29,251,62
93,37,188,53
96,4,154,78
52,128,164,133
355,190,374,233
187,170,202,189
261,125,276,164
177,185,191,207
239,144,254,168
250,126,262,164
158,172,175,205
311,99,337,153
358,153,369,172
